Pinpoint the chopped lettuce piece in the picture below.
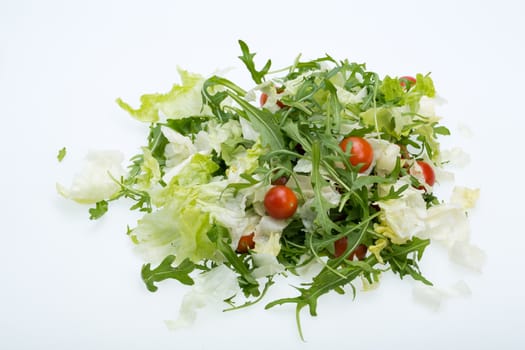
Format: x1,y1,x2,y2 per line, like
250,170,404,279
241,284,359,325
376,181,428,240
117,68,210,123
132,200,215,265
450,186,480,209
167,264,239,329
56,150,125,204
137,147,161,190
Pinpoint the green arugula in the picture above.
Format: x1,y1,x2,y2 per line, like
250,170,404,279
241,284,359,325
141,255,196,292
267,236,431,340
238,40,271,84
88,200,108,220
57,147,67,162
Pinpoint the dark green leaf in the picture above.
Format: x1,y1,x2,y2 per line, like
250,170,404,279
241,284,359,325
88,200,108,220
310,141,341,234
163,116,209,137
201,75,246,122
141,255,195,292
266,255,380,341
147,124,169,169
383,237,432,285
238,40,271,84
227,92,285,151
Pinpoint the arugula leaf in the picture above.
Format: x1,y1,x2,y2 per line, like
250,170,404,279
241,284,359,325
383,237,432,285
310,140,341,234
88,200,108,220
229,93,285,151
202,75,247,122
110,175,152,213
57,147,67,162
224,277,275,312
141,255,195,292
163,116,209,138
146,124,169,170
202,75,284,151
266,255,381,340
238,40,271,84
267,236,432,340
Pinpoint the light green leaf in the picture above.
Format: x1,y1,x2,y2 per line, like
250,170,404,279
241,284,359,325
117,68,210,123
57,147,66,162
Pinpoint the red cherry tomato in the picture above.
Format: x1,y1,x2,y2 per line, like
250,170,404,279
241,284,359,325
334,237,367,260
352,244,368,260
236,232,255,253
260,92,269,106
399,76,417,89
417,160,435,186
264,185,298,219
334,237,348,258
339,136,374,173
271,175,289,186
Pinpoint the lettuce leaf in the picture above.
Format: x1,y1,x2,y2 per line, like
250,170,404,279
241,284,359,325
132,154,220,264
133,152,263,264
380,76,406,103
131,198,215,265
56,150,125,204
116,68,210,123
136,147,161,190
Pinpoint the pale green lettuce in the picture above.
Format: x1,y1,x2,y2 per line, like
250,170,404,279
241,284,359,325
167,264,239,329
56,150,125,204
162,126,197,168
132,154,220,264
133,152,262,263
361,106,412,139
136,147,161,190
116,68,210,123
132,199,215,265
225,138,266,181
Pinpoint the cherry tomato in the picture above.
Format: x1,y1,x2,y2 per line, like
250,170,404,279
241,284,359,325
339,136,374,173
260,92,269,106
236,232,255,254
264,185,298,219
334,237,348,258
334,237,367,260
352,244,368,260
417,160,435,186
399,76,416,89
271,175,289,186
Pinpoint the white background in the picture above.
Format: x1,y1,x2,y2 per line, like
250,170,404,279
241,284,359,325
1,0,524,349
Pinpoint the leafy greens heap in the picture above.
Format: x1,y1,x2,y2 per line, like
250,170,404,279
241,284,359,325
58,41,482,339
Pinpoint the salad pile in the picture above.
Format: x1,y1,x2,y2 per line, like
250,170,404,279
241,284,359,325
58,41,483,338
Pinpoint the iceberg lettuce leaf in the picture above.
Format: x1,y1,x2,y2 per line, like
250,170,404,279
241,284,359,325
117,68,210,123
